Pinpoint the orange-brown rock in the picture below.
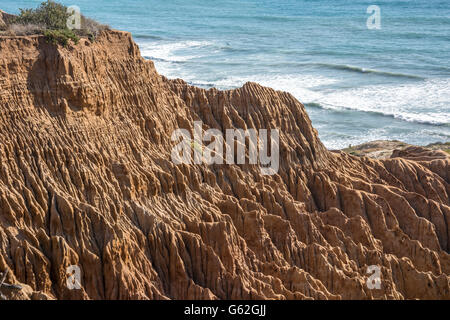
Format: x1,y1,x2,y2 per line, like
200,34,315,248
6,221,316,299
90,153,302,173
0,10,15,31
0,30,448,300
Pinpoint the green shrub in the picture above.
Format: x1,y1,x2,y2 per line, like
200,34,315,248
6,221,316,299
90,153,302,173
8,1,109,43
15,1,69,30
44,29,79,47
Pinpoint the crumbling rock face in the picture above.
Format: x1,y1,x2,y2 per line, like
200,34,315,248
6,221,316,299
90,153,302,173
0,30,448,300
0,10,15,31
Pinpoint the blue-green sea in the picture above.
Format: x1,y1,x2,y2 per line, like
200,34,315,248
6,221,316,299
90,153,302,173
3,0,449,149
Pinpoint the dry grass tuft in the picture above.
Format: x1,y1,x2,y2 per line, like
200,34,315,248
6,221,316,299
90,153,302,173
5,23,46,36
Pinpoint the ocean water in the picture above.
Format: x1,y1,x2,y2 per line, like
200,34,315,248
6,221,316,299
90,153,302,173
3,0,449,149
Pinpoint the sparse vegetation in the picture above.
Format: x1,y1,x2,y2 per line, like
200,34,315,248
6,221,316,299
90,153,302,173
1,1,109,46
78,16,109,41
44,28,79,46
5,23,46,36
15,0,69,30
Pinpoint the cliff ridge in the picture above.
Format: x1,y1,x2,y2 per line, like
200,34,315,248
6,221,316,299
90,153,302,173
0,30,449,300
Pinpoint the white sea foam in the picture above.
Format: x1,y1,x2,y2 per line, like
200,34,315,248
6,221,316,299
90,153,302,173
211,75,450,126
214,74,337,89
315,78,450,125
139,40,213,63
213,74,337,103
212,75,449,125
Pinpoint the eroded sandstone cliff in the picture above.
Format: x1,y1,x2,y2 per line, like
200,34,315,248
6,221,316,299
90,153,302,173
0,30,449,300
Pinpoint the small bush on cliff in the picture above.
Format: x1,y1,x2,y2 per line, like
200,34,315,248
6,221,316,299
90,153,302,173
44,29,79,46
15,0,69,30
4,1,109,44
78,16,110,41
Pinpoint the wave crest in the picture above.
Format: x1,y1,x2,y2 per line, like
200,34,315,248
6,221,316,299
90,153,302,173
313,63,424,79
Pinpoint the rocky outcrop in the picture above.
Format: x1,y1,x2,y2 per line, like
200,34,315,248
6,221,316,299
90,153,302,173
0,30,449,300
342,140,449,160
0,10,15,30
